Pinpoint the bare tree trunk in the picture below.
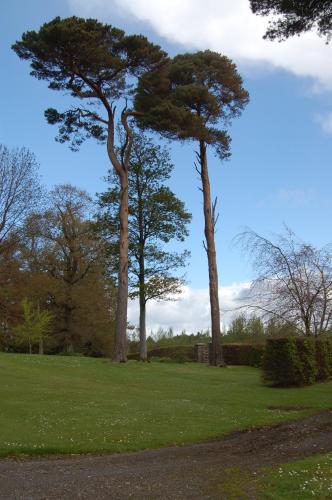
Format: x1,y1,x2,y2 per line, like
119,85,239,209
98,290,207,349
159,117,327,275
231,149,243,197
29,339,32,355
39,338,44,355
113,171,129,362
199,141,224,366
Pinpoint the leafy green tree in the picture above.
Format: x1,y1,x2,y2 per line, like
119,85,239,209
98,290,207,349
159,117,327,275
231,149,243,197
15,299,52,354
98,133,191,361
250,0,332,41
13,16,166,362
23,184,106,353
135,50,249,365
246,316,265,340
226,314,248,342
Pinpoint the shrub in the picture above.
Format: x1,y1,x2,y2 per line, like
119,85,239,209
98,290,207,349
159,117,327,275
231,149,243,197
262,338,304,386
128,345,194,363
296,338,317,385
222,344,264,367
315,337,332,381
262,337,332,387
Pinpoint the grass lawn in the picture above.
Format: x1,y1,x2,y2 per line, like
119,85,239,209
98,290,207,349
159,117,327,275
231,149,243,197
0,352,331,457
258,452,332,499
212,454,332,498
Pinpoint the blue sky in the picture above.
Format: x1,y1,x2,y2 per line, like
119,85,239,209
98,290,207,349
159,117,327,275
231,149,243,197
2,0,332,331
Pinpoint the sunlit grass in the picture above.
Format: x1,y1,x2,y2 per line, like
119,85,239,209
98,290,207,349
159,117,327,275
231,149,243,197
0,353,331,457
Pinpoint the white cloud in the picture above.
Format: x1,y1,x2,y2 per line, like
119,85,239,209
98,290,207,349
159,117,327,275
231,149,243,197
69,0,332,90
128,283,251,334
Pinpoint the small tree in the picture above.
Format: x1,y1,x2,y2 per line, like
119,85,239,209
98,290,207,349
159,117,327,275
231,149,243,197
250,0,332,41
13,16,166,362
135,51,249,365
15,299,52,354
98,133,191,361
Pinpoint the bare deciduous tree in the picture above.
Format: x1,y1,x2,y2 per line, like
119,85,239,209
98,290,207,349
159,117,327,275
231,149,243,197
240,228,332,336
0,145,42,250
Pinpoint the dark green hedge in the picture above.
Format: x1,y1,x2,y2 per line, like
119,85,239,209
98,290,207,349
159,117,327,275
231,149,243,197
262,337,332,387
128,343,264,366
127,345,195,363
222,343,264,367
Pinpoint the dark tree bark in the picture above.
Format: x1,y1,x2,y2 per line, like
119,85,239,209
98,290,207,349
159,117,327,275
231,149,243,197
39,338,44,355
199,141,224,366
139,296,147,361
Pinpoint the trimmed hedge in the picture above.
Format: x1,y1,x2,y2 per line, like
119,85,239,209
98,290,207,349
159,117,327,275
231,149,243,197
222,343,264,367
316,337,332,381
262,337,332,387
127,345,195,363
128,343,264,366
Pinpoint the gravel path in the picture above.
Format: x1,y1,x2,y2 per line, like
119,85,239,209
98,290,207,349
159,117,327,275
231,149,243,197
1,409,332,499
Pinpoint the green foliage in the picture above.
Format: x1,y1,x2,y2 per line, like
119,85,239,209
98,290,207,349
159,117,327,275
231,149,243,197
14,299,52,353
262,337,332,387
222,344,265,367
128,345,194,362
316,337,332,381
13,16,166,151
135,50,249,159
250,0,332,41
1,353,331,457
97,132,191,301
265,317,298,338
262,338,304,386
224,315,265,344
296,338,318,385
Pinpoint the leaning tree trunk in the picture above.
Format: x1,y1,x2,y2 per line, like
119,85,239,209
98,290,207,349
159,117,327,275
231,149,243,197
113,170,129,362
199,140,224,366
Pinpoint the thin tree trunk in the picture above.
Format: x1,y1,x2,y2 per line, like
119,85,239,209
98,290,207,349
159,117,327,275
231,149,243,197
199,140,224,366
39,338,44,355
113,171,129,362
137,171,147,362
139,252,147,361
29,339,32,355
139,295,147,361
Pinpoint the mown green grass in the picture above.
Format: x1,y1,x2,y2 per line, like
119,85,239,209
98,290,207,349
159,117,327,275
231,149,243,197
209,454,332,499
257,453,332,499
0,353,331,457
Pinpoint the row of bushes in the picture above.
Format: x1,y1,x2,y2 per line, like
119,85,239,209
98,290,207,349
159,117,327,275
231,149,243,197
127,345,195,363
262,337,332,387
220,343,264,367
128,343,264,366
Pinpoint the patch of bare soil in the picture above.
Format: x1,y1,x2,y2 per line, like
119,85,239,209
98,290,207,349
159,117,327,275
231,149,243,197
1,409,332,499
